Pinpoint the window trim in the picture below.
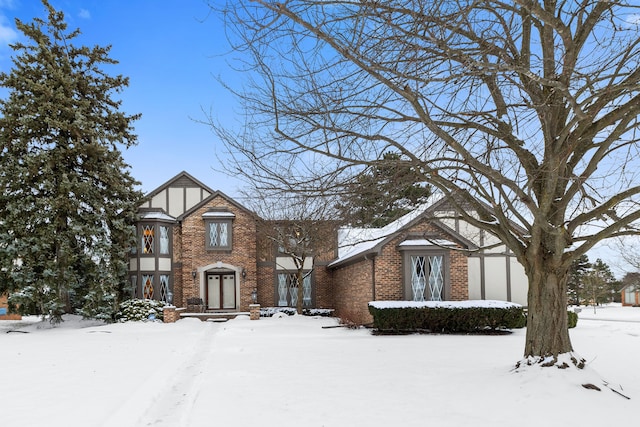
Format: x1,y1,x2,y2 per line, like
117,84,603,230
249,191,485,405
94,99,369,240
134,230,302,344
274,270,315,308
401,249,450,301
138,221,173,257
135,272,173,303
205,219,234,251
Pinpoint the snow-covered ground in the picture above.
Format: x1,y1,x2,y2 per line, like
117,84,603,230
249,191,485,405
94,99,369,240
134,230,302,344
1,304,638,426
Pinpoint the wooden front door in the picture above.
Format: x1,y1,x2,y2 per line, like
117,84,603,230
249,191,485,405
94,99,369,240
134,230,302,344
207,274,236,310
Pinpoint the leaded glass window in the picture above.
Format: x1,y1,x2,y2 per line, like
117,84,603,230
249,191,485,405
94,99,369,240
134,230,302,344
410,254,444,301
142,225,154,254
160,274,170,303
206,221,232,250
159,226,170,254
277,272,313,308
142,274,154,299
411,256,427,302
428,255,444,301
302,275,312,306
130,276,137,298
278,274,288,306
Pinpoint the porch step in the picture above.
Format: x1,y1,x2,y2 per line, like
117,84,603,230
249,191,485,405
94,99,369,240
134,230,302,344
179,311,250,321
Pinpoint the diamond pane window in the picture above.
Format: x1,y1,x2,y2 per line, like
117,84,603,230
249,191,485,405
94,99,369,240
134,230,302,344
409,254,444,301
277,272,313,308
159,226,170,254
130,276,137,298
142,225,154,254
160,274,170,302
206,221,232,250
278,274,288,306
411,256,427,302
302,275,312,307
143,274,154,299
289,275,298,307
428,256,444,301
209,223,219,246
219,223,228,246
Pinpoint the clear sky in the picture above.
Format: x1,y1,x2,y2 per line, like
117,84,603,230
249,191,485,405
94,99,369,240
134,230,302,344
0,0,244,196
0,0,630,275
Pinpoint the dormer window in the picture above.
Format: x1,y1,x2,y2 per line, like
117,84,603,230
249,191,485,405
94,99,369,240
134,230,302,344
203,208,235,251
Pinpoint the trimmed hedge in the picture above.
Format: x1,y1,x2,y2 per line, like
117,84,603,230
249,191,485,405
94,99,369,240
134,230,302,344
368,301,526,333
567,310,578,328
521,309,579,329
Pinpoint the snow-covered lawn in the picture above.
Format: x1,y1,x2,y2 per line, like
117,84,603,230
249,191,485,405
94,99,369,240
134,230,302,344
1,304,638,426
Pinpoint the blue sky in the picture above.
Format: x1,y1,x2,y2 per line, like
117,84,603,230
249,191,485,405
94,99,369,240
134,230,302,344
0,0,630,275
0,0,244,196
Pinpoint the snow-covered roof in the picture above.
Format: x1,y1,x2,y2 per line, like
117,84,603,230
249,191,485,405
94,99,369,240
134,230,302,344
202,211,236,218
369,300,522,309
398,238,457,247
138,210,176,222
330,192,444,266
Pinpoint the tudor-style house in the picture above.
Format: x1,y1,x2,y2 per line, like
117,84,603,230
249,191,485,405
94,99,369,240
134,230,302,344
129,172,529,324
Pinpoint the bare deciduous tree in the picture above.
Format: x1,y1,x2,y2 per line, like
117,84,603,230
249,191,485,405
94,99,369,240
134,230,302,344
253,193,338,314
210,1,640,366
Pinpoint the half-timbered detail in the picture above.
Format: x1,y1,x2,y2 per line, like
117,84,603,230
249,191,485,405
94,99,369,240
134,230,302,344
130,172,529,323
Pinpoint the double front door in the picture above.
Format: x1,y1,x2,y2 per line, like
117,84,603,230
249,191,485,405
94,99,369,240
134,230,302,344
207,274,236,310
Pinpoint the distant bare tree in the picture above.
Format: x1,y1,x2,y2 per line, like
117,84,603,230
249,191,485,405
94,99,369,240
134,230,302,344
252,193,338,314
210,1,640,367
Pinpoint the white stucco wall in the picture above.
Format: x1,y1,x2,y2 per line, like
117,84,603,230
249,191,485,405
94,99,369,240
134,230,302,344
139,258,155,271
150,190,167,211
510,258,529,306
185,187,202,212
467,257,482,300
484,257,508,301
158,257,172,271
168,187,184,217
275,257,313,271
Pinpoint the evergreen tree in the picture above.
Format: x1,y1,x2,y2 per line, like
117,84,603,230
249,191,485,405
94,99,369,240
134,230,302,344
0,1,142,322
337,152,431,227
590,259,620,304
567,254,590,305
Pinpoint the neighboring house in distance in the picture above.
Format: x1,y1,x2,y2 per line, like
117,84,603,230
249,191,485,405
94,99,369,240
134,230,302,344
129,172,529,324
0,294,21,320
619,272,640,306
621,284,640,306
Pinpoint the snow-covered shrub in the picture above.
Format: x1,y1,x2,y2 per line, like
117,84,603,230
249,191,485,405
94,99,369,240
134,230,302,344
260,307,335,317
116,299,167,322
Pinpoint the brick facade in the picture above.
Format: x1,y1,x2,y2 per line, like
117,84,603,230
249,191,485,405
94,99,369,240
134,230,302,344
175,195,257,311
133,172,508,325
331,218,469,325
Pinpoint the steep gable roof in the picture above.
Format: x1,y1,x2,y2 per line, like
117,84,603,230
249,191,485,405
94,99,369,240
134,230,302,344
330,193,475,267
177,189,257,221
145,171,215,200
139,171,255,221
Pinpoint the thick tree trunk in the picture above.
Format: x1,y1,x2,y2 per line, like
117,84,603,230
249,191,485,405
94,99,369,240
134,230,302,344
523,254,573,363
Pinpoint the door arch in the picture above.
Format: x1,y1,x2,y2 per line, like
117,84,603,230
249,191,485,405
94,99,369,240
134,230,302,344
196,262,242,310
